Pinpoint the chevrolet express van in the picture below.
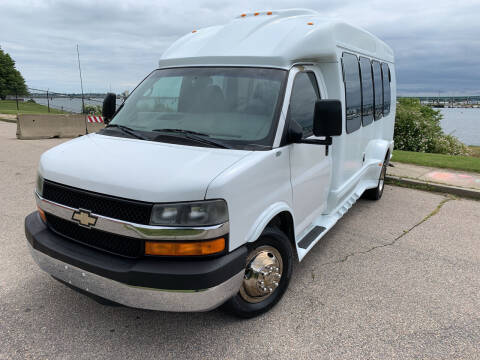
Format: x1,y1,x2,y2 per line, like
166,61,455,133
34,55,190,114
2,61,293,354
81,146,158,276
25,9,396,318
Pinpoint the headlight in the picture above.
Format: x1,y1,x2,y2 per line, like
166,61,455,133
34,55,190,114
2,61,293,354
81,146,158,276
36,175,44,197
150,200,228,226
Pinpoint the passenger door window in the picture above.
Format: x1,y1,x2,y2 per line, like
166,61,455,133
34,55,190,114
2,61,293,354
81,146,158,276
288,72,320,138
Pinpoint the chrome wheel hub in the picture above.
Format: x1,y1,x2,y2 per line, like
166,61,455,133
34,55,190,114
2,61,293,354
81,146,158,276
239,245,283,303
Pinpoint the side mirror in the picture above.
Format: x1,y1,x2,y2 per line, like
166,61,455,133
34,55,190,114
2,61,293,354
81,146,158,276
287,119,303,143
102,93,117,124
313,100,342,137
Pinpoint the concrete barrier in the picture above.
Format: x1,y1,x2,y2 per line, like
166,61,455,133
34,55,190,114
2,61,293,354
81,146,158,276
16,114,104,140
87,122,105,133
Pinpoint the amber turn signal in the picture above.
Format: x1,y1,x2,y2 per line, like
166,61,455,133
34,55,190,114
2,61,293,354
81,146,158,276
37,206,47,223
145,238,225,256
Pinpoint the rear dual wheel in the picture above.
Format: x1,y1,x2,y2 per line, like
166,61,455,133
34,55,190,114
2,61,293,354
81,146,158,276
224,227,293,318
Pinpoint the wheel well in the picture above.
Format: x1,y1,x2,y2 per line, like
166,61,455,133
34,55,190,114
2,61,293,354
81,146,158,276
266,211,297,259
384,149,391,167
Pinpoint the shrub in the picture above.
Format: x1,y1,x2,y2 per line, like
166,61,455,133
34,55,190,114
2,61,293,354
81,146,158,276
432,134,470,156
394,98,469,156
83,104,102,115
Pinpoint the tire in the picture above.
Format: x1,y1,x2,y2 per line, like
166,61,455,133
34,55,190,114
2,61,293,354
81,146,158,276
363,153,389,200
223,226,294,318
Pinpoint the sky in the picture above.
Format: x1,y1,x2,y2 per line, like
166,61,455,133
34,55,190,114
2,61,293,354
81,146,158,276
1,0,479,96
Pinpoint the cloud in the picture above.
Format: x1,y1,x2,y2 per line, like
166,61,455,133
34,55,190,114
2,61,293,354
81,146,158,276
1,0,479,95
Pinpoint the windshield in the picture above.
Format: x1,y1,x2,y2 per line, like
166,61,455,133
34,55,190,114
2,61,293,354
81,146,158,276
108,67,287,149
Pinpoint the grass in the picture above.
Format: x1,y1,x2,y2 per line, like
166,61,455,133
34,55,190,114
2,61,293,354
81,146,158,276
469,146,480,158
392,150,480,174
0,100,65,115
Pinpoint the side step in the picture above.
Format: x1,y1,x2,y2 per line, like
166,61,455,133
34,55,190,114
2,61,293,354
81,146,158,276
295,191,362,261
298,226,326,249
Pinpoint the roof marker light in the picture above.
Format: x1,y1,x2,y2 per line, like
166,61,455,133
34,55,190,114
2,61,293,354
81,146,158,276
267,11,273,15
240,13,246,17
192,30,197,33
307,22,314,25
254,12,260,16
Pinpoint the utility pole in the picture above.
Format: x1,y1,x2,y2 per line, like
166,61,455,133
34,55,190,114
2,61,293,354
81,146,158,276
76,44,85,114
15,87,19,111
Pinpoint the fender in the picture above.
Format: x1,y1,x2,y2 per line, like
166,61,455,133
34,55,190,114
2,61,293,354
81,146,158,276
245,202,295,244
364,139,392,164
362,139,392,184
327,138,392,213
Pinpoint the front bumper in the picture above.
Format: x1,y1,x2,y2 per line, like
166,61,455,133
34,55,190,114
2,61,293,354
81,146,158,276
25,212,247,312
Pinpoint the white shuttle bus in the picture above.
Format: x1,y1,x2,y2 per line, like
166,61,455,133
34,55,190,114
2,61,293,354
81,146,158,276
25,9,395,317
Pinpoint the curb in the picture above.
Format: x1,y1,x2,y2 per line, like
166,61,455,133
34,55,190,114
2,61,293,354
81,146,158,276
0,118,17,123
386,175,480,200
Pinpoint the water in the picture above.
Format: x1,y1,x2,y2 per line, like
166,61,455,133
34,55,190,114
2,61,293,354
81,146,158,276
439,108,480,146
31,98,480,146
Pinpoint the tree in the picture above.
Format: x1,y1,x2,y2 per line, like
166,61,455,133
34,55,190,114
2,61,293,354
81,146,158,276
0,47,28,100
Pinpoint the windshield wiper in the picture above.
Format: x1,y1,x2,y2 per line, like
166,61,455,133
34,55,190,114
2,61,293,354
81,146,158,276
105,124,148,140
152,128,211,136
243,143,271,150
151,128,232,149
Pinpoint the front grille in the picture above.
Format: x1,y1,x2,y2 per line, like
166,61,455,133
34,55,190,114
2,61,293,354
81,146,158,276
43,181,153,225
46,213,143,258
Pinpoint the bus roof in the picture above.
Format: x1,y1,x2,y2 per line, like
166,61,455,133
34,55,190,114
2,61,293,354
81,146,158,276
159,9,394,69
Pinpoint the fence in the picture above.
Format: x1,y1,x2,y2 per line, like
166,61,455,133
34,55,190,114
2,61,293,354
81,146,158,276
26,87,105,114
5,87,125,114
2,88,111,139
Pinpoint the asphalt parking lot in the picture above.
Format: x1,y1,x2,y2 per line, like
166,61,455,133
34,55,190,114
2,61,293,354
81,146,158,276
1,121,479,359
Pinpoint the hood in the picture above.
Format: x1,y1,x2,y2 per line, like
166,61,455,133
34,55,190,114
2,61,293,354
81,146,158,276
39,133,250,202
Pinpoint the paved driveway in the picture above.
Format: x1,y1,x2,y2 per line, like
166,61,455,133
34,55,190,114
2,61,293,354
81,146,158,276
1,121,479,359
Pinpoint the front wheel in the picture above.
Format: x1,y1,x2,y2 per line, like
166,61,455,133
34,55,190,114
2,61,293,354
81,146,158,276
223,227,293,318
363,153,389,200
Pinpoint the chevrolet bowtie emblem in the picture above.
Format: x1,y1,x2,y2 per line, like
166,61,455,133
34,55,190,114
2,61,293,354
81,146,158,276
72,209,98,228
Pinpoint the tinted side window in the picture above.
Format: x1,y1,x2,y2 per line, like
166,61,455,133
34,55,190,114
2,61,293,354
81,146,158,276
359,57,374,126
382,63,391,116
288,72,319,138
342,53,361,133
372,61,383,120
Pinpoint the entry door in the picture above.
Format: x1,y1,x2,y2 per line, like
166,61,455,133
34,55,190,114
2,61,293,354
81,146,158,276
288,70,331,236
